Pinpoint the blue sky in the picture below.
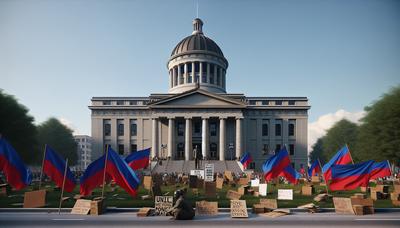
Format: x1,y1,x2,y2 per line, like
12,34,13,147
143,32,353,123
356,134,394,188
1,0,399,147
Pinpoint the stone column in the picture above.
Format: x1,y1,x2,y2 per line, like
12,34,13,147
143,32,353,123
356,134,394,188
201,118,209,159
199,62,203,83
168,118,175,160
185,118,192,161
219,118,226,161
219,67,223,86
214,64,218,85
206,63,210,84
235,118,242,160
151,118,158,159
192,62,195,83
184,63,188,84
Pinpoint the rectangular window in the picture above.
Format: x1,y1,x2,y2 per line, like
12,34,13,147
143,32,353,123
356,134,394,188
262,100,269,105
288,122,295,136
275,144,281,153
262,123,269,136
275,100,282,105
118,144,124,155
129,101,137,105
131,144,137,152
103,101,111,105
130,123,137,136
275,123,282,136
249,100,256,105
288,100,296,105
117,101,124,105
210,123,217,136
104,123,111,136
194,122,201,134
117,123,124,136
289,144,295,155
177,123,184,136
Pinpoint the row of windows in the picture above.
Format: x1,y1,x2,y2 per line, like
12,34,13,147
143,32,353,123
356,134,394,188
262,122,295,137
170,62,226,87
104,123,137,137
102,100,149,106
248,100,296,106
262,143,296,155
117,144,137,155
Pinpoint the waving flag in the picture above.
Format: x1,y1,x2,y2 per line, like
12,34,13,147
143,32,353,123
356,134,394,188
279,165,301,184
80,155,106,196
125,148,151,170
370,160,391,180
106,147,140,197
240,152,253,169
329,160,374,191
0,138,31,190
308,159,321,177
43,146,76,192
262,147,291,182
322,145,353,180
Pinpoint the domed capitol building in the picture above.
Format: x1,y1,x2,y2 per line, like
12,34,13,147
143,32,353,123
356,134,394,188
89,18,310,172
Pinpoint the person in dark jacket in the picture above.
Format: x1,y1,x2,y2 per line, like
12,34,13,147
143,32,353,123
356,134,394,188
167,189,195,220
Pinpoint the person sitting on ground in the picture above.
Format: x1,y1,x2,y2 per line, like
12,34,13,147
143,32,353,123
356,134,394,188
167,189,195,220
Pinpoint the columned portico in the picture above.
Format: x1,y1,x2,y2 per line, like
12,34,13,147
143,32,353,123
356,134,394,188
201,118,209,159
167,118,175,159
151,118,158,158
235,117,242,160
184,118,192,161
219,118,226,161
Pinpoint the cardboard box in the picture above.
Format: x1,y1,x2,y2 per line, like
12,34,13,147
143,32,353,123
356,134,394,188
333,197,355,215
252,204,270,214
23,190,46,208
301,186,314,196
392,200,400,207
353,193,366,199
391,193,400,201
370,191,383,201
394,185,400,193
311,176,320,184
375,185,389,194
352,205,364,215
90,199,105,216
238,185,249,195
350,198,373,207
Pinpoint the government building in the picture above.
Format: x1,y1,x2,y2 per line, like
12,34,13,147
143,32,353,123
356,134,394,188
89,18,310,171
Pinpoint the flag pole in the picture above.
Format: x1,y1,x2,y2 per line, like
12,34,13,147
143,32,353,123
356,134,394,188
345,144,354,164
38,144,47,190
318,159,329,194
58,158,68,215
101,144,109,199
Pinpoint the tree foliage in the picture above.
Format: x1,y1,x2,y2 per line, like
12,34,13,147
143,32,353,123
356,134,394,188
356,86,400,165
0,90,38,164
309,137,325,163
37,118,78,165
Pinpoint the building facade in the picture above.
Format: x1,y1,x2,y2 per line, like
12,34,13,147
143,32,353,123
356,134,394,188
74,135,92,170
90,18,310,170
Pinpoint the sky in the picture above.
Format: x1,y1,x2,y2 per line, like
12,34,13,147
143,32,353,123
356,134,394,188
1,0,399,151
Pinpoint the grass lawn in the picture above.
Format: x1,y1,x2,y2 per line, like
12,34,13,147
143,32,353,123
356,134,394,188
1,181,398,208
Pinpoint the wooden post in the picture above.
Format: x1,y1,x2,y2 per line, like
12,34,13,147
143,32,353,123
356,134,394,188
318,159,329,194
58,158,68,214
101,145,109,199
38,144,47,190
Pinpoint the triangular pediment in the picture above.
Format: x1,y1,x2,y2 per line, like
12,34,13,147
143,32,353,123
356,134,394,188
149,89,245,108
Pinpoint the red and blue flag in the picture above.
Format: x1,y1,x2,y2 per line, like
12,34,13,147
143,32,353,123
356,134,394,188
80,154,107,196
0,138,31,190
262,147,291,182
329,160,374,191
240,152,253,169
279,165,301,184
43,146,76,192
308,159,321,177
322,145,353,180
370,160,391,180
125,148,151,170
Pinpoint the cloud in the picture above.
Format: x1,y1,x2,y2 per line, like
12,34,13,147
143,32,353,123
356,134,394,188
308,109,365,152
57,117,81,135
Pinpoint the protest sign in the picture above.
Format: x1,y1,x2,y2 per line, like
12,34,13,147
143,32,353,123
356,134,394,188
259,184,267,196
143,176,152,190
260,198,278,209
226,190,242,200
205,164,214,182
333,197,355,215
278,189,293,200
196,201,218,216
216,177,224,189
71,199,92,215
224,171,233,182
23,190,46,208
190,170,205,179
230,200,248,218
155,196,173,216
251,179,260,187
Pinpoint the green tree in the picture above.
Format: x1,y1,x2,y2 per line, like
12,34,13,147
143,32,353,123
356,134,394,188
322,119,359,162
356,86,400,165
309,137,326,163
37,118,78,165
0,90,38,164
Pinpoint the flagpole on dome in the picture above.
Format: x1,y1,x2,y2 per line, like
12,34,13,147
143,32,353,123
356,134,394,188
58,158,68,214
317,159,329,193
38,144,47,190
101,144,110,199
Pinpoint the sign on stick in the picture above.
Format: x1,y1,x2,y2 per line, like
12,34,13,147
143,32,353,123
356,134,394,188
205,163,214,182
154,196,173,216
216,177,224,189
278,189,293,200
251,179,260,187
259,184,267,196
190,170,205,179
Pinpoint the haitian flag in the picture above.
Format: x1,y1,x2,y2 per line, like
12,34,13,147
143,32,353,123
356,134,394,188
240,152,253,169
279,165,301,184
308,159,321,177
80,155,106,196
125,148,151,170
43,146,76,192
322,145,353,180
370,160,391,180
329,160,374,191
262,147,291,182
0,138,32,190
106,147,140,197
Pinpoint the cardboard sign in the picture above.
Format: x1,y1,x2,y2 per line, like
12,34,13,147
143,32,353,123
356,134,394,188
189,175,198,188
23,190,46,208
216,177,224,189
230,200,248,218
278,189,293,200
394,185,400,193
205,181,216,197
205,164,214,182
238,185,249,195
71,199,92,215
259,184,267,196
311,176,320,183
226,190,242,200
196,201,218,216
333,197,355,215
155,196,173,216
251,179,260,187
90,199,104,216
238,177,249,186
190,170,205,179
143,176,152,190
224,171,233,182
301,186,314,196
259,199,278,209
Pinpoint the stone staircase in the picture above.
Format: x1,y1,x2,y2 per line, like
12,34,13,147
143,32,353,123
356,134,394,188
151,160,243,174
